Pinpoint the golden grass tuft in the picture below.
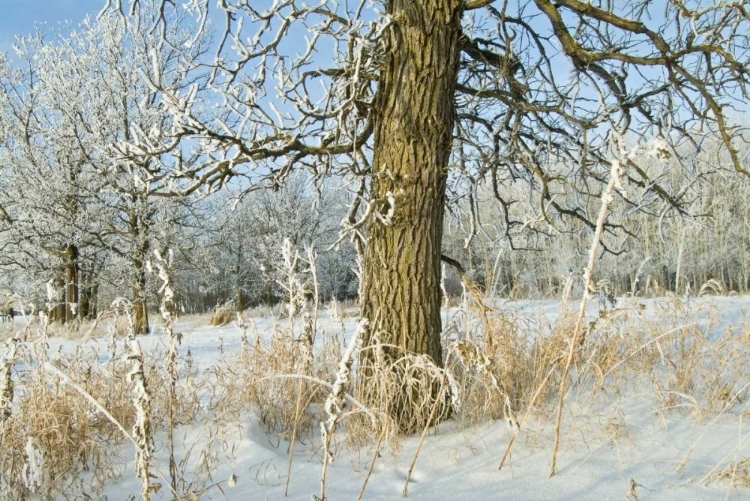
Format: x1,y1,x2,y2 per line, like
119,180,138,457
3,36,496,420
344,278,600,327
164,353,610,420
209,304,236,326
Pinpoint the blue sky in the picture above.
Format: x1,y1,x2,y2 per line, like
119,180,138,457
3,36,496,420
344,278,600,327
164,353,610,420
0,0,98,53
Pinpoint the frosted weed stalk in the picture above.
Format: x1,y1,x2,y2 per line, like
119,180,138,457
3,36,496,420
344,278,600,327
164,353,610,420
280,241,321,495
150,248,182,499
21,436,44,494
0,338,17,423
315,318,366,501
123,306,157,500
549,152,625,476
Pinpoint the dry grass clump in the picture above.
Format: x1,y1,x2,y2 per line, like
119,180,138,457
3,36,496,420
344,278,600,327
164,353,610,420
648,318,750,420
439,308,572,430
206,324,341,441
436,294,750,467
1,362,123,499
2,387,118,498
349,347,449,446
209,303,236,326
243,303,280,318
706,457,750,487
0,311,203,500
55,348,137,438
568,297,750,421
110,315,136,337
0,352,193,500
564,297,750,420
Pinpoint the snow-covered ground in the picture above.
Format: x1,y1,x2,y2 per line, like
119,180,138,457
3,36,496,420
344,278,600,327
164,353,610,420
4,295,750,500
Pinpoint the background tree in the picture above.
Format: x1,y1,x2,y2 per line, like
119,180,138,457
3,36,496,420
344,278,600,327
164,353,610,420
173,173,357,313
0,29,108,322
443,137,750,301
0,3,208,332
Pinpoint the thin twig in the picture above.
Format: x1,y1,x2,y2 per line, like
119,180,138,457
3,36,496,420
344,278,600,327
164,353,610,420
402,360,452,497
358,425,387,500
550,160,622,477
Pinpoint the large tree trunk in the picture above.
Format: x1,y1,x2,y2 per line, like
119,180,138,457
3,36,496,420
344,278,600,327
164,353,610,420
360,0,462,427
64,244,79,323
236,285,245,313
80,262,100,320
130,201,151,335
132,255,150,335
49,274,67,323
79,266,93,320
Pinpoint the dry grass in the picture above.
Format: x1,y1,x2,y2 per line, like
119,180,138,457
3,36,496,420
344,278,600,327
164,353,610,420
0,310,205,500
349,343,449,447
209,304,236,326
1,347,127,498
447,308,573,428
706,457,750,487
204,323,343,441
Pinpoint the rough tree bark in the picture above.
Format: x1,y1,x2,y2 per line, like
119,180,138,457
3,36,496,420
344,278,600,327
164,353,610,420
64,244,79,323
80,262,100,320
130,202,150,335
79,281,91,320
361,1,462,370
132,250,150,335
49,274,67,323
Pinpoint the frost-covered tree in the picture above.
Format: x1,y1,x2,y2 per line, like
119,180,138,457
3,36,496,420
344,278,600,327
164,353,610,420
174,173,356,312
0,2,208,332
0,30,109,322
442,133,750,299
108,0,748,427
